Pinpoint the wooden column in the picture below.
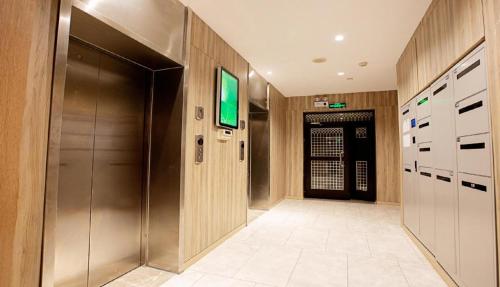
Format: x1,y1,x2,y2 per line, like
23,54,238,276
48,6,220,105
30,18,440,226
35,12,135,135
0,1,58,286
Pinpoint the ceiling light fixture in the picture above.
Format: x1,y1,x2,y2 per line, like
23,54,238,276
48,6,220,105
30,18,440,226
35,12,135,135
249,70,255,78
267,71,273,75
312,57,327,64
337,72,345,76
358,61,368,67
335,34,345,42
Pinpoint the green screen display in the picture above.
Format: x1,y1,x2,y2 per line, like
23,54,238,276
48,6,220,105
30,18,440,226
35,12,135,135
219,69,239,128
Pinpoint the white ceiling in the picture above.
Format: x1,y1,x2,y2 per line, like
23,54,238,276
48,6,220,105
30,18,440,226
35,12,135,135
179,0,432,97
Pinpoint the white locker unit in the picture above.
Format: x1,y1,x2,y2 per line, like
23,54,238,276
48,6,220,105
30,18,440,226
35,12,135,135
401,101,419,235
431,73,456,171
452,44,497,287
399,42,497,287
418,167,435,253
458,173,496,287
431,73,459,280
433,169,458,278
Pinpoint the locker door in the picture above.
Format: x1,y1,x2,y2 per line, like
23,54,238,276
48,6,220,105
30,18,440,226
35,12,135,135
416,88,432,120
431,74,456,171
458,173,497,287
434,169,458,278
418,167,435,253
403,165,419,235
401,102,416,167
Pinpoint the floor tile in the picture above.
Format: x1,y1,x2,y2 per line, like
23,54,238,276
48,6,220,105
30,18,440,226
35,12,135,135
287,249,347,287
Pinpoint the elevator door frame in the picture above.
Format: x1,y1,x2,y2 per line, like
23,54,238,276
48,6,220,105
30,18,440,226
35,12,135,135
303,111,377,201
42,3,186,286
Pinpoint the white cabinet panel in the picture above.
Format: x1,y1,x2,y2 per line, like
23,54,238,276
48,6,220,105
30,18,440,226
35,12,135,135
453,47,487,102
403,165,419,235
458,173,496,287
434,169,458,278
416,88,432,120
431,73,456,171
455,90,490,137
457,133,492,177
417,117,432,143
417,142,432,168
418,167,435,254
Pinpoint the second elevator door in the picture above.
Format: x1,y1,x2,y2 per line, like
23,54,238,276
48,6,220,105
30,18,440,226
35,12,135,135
55,39,146,287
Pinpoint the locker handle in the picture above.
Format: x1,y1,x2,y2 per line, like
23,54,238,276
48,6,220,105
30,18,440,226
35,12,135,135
436,175,451,182
404,168,412,173
460,142,485,150
433,83,447,96
418,122,430,129
419,147,431,152
402,109,409,116
462,180,487,192
420,172,432,177
457,59,481,80
458,101,483,114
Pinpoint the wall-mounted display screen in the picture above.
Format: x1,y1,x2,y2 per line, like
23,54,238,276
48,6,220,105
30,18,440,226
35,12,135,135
216,67,239,129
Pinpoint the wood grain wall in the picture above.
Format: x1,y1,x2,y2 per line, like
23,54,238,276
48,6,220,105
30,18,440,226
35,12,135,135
269,85,287,206
182,12,249,264
285,91,400,203
397,0,485,104
0,0,58,286
482,0,500,279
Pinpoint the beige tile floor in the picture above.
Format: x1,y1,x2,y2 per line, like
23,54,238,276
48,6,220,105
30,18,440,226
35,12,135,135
105,199,446,287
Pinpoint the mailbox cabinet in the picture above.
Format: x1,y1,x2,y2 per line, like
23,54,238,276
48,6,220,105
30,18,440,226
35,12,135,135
431,73,456,171
434,169,458,278
418,167,435,254
453,47,487,103
458,173,496,287
403,165,419,235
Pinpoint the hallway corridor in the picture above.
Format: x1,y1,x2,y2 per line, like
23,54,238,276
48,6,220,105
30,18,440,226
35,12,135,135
107,200,446,287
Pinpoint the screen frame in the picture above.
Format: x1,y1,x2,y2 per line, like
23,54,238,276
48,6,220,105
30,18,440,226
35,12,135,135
215,66,240,129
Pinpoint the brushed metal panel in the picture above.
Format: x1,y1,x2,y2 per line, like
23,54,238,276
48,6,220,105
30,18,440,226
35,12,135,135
54,39,99,287
76,0,185,65
70,6,181,70
249,107,270,210
148,68,184,272
88,51,146,286
248,67,268,110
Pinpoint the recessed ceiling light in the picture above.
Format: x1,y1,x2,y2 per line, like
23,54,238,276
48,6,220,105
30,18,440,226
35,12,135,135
312,57,327,63
358,61,368,67
335,34,345,42
267,71,273,75
337,72,345,76
249,70,255,78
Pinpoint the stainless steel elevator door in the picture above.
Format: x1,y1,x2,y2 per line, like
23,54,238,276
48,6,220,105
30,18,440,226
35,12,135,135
54,40,99,287
88,50,146,287
55,39,146,287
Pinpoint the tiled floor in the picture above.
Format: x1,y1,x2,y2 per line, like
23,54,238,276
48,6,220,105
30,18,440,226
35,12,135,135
106,199,446,287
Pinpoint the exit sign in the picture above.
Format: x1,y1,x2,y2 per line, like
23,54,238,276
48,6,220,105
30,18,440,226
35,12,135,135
329,102,347,109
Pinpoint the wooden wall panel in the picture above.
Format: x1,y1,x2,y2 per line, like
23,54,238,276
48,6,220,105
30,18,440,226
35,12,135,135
406,0,485,97
183,13,249,263
396,36,419,105
0,0,58,286
285,91,400,203
482,0,500,279
269,85,287,205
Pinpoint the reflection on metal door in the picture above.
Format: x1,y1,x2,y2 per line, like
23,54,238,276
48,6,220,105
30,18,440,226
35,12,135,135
310,128,344,190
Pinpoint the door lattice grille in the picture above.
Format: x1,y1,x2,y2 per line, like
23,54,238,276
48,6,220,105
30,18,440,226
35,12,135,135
311,160,344,190
356,161,368,191
311,128,343,157
305,111,373,123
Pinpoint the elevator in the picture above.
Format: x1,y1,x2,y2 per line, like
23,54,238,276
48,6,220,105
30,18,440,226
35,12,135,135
43,2,186,286
54,39,147,287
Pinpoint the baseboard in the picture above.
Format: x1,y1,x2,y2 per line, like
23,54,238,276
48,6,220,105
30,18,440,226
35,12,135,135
180,223,246,272
402,226,458,287
376,201,400,206
285,196,303,200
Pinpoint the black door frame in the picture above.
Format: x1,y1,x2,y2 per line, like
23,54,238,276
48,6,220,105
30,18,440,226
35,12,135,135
303,110,377,201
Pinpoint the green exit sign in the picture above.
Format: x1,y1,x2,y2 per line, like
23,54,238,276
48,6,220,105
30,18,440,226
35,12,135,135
329,102,347,109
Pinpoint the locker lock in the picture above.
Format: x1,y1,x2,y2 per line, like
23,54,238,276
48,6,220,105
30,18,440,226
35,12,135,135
195,135,204,164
